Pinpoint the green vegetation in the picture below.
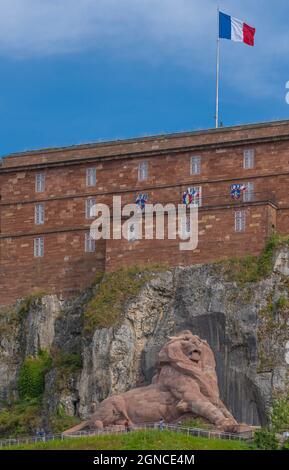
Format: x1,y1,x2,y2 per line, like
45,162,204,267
181,417,213,430
48,414,81,434
48,405,81,433
0,400,81,438
83,265,167,334
0,399,41,438
258,293,289,371
282,439,289,450
18,350,52,400
0,430,251,450
47,350,83,396
7,342,81,438
253,397,289,450
253,428,279,450
219,235,289,285
270,396,289,433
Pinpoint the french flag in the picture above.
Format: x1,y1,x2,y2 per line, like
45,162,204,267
219,11,256,46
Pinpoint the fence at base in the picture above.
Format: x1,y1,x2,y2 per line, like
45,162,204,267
0,422,253,448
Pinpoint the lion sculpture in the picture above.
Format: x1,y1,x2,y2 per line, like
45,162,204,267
64,331,249,434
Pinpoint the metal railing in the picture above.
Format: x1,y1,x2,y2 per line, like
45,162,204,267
0,423,253,448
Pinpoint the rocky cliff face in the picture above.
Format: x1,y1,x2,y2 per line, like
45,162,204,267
0,251,288,432
0,295,63,402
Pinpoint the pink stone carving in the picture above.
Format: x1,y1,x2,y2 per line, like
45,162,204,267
64,331,250,434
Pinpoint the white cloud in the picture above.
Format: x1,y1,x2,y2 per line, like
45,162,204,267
0,0,215,57
0,0,288,98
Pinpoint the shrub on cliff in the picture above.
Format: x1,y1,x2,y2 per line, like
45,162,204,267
0,399,41,438
18,350,52,400
220,234,289,284
254,397,289,450
270,396,289,433
83,265,166,334
254,428,279,450
48,404,81,433
281,439,289,450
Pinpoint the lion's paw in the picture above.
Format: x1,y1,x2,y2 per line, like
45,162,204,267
176,400,190,413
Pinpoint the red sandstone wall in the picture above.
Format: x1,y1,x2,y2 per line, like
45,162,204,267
0,232,105,306
2,140,289,205
0,121,289,306
2,119,289,169
105,204,275,271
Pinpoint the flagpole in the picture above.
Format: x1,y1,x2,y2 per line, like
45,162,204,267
215,6,220,128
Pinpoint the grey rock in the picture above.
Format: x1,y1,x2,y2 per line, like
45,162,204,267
274,247,289,276
0,263,288,428
23,295,63,357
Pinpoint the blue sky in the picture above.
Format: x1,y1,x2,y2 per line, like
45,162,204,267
0,0,289,157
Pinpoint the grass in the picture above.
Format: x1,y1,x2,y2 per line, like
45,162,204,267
181,417,214,430
0,399,81,438
83,265,167,335
48,413,81,434
0,430,251,450
219,234,289,285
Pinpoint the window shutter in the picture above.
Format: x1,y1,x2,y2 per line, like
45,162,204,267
86,168,96,187
138,161,148,181
34,237,44,257
85,232,95,252
243,182,254,202
86,197,96,219
191,156,201,175
235,211,246,232
188,186,202,207
35,173,45,193
244,149,255,169
35,203,44,225
181,215,191,238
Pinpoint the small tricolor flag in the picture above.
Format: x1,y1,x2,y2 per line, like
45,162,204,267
219,11,256,46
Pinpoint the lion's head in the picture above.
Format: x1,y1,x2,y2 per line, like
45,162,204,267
158,330,216,374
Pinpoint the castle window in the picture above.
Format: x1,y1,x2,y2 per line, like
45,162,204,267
85,197,96,219
35,173,45,193
35,203,45,225
243,149,254,169
85,232,95,252
34,237,44,257
128,221,138,242
188,186,202,207
235,211,246,232
181,215,191,238
243,182,254,202
138,161,148,181
86,168,96,187
191,156,201,175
